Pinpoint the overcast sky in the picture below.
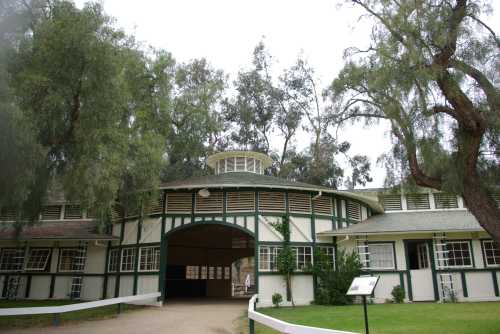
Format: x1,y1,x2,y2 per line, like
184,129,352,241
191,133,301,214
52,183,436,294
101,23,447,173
74,0,499,189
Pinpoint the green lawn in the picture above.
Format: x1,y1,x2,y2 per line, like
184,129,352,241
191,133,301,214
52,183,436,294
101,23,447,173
0,300,143,329
249,302,500,334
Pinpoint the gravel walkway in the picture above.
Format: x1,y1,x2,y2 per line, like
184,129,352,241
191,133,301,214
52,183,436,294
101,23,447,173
3,299,248,334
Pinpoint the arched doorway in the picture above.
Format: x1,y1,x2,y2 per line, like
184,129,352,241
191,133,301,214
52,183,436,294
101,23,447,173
164,223,255,299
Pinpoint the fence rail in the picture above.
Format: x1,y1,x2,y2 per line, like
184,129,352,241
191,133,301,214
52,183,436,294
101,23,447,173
0,292,161,325
248,295,358,334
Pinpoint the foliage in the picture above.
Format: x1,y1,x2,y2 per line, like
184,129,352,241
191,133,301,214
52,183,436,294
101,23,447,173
391,285,405,303
272,293,283,308
313,248,362,305
270,216,296,306
331,0,500,240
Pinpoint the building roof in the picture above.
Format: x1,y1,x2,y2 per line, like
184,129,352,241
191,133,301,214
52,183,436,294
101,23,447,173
0,220,118,241
318,210,483,236
160,172,384,213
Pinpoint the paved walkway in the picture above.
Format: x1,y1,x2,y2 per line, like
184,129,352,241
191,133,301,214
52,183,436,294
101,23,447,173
4,299,249,334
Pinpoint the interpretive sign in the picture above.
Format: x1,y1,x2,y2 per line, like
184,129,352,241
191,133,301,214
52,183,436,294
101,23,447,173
346,276,379,296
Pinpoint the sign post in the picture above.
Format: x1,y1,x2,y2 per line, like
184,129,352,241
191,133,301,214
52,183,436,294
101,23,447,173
346,275,379,334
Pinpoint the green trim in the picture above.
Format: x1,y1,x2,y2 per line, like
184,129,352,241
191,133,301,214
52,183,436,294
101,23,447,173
25,274,32,298
102,240,111,299
115,218,126,298
222,191,227,223
159,190,167,302
403,241,413,301
258,271,313,276
255,191,259,295
133,205,143,295
427,239,440,301
164,220,254,238
398,271,405,297
460,271,468,297
492,271,499,297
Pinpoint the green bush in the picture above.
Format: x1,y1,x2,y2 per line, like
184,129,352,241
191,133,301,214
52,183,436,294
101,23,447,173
313,249,362,305
391,285,405,303
272,293,283,308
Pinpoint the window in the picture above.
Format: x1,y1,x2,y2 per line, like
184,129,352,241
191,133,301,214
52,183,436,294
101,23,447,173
209,266,215,279
166,193,192,213
346,201,362,221
381,194,402,211
200,266,207,279
258,192,286,212
59,248,86,272
108,249,119,272
70,276,83,299
367,243,395,270
64,205,83,219
226,158,235,172
255,159,262,174
313,196,333,215
236,157,246,171
318,246,335,268
406,194,430,210
120,248,136,272
483,240,500,267
434,193,458,209
139,246,160,271
186,266,199,279
259,246,281,271
0,248,25,271
246,158,255,172
226,191,255,212
288,193,312,213
25,248,51,271
294,246,313,270
42,205,62,220
445,241,472,268
224,266,230,280
195,191,223,213
216,266,223,279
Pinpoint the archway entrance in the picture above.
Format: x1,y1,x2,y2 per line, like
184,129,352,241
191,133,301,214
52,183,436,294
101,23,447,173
165,223,255,299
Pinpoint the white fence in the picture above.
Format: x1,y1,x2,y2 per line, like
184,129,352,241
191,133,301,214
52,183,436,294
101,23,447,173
248,295,358,334
0,292,161,325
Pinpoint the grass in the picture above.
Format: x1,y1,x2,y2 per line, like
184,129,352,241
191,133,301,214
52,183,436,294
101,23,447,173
0,300,144,329
243,302,500,334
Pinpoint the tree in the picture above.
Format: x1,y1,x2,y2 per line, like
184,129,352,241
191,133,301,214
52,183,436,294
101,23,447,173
331,0,500,240
1,0,167,224
270,216,296,306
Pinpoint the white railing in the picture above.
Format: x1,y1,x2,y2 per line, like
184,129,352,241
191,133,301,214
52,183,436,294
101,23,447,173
248,295,358,334
0,292,161,325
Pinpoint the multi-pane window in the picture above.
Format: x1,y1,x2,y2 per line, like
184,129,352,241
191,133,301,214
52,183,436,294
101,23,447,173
367,243,395,270
64,205,83,219
445,241,472,268
108,249,119,272
483,240,500,267
209,266,215,279
259,246,281,271
41,205,62,220
59,248,86,272
216,266,223,279
186,266,199,279
318,246,335,268
200,266,208,279
139,246,160,271
295,246,313,270
224,266,230,279
120,248,136,272
0,248,25,271
25,248,51,271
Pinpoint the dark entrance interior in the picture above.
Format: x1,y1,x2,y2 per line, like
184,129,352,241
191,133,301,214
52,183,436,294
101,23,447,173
165,224,254,298
407,240,430,270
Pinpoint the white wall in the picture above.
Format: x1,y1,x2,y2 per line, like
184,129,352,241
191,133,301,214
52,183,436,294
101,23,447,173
257,275,314,307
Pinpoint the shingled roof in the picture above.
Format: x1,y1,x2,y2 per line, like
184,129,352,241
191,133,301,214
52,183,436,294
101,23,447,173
0,220,117,241
318,210,483,236
160,172,384,213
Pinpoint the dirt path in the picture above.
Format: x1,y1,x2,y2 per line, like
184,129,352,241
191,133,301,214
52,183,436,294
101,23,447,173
3,299,248,334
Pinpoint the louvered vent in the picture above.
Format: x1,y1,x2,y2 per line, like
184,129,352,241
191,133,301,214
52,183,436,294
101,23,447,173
346,201,361,221
146,195,165,214
0,207,16,221
195,191,223,213
236,157,246,171
406,194,430,210
41,205,62,220
382,194,402,211
434,193,458,209
64,205,83,219
227,191,255,212
258,192,285,212
125,204,140,218
111,204,124,221
313,196,333,215
288,193,311,213
490,191,500,207
166,193,192,213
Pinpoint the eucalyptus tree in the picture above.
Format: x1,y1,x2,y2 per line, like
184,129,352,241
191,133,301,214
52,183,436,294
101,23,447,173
331,0,500,240
0,0,168,224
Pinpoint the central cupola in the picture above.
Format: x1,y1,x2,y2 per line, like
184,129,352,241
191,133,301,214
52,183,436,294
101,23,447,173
207,151,273,175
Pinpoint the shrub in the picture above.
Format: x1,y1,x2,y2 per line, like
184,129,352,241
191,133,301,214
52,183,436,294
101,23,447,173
313,249,362,305
391,285,405,303
272,293,283,308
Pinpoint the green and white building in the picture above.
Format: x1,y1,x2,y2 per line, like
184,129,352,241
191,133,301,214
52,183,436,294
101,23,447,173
0,151,499,305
